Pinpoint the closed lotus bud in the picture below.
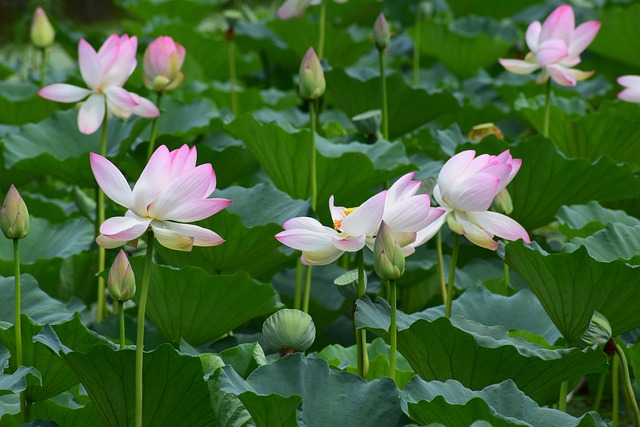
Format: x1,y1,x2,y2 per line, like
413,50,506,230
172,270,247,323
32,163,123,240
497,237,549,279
580,311,616,356
262,309,316,357
373,13,390,51
1,185,30,240
108,250,136,302
143,36,186,92
491,188,513,215
352,110,382,137
298,47,325,100
373,221,405,281
31,7,55,49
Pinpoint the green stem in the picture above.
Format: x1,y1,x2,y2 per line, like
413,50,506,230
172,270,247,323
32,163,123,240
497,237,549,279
302,265,312,313
228,38,238,116
97,114,108,322
318,0,327,61
444,233,459,318
543,79,551,139
388,279,397,380
14,239,25,423
309,100,318,212
40,48,46,87
412,4,422,87
503,260,510,295
379,50,388,140
592,372,606,411
616,345,640,425
119,303,126,350
436,230,446,305
613,353,620,425
356,250,369,378
294,258,303,310
558,342,570,412
135,231,154,427
146,92,163,160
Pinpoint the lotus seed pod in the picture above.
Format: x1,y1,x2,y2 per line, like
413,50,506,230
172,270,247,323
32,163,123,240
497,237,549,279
262,309,316,356
373,221,405,281
31,7,55,49
298,47,325,100
108,250,136,302
0,185,30,240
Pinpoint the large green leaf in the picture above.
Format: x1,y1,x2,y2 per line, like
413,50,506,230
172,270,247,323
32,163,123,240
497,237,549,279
130,259,281,346
467,137,640,231
213,354,409,426
412,16,516,78
401,377,605,427
556,201,640,239
116,0,223,23
62,345,215,427
31,400,103,427
445,0,544,18
1,109,145,187
0,81,60,126
325,68,460,140
155,183,308,277
589,3,640,68
564,223,640,264
505,241,640,344
0,367,41,397
226,114,412,206
355,297,608,403
515,97,640,170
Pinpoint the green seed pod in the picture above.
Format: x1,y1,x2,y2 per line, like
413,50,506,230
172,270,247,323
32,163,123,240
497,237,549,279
0,185,30,240
262,309,316,357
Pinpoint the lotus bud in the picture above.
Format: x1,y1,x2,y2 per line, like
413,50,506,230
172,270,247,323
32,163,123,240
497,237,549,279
30,7,55,49
373,221,405,281
491,188,513,215
580,311,616,356
0,185,30,240
352,110,382,138
108,250,136,302
143,36,186,92
298,47,325,100
262,309,316,357
373,13,390,52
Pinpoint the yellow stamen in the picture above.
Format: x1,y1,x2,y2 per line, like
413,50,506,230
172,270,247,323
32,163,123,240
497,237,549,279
333,207,357,231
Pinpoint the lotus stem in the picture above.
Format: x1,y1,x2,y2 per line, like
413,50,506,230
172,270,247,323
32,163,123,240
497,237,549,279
309,100,318,212
146,92,163,160
135,231,155,427
543,79,551,139
356,250,369,378
379,50,388,140
96,113,108,322
558,380,568,412
119,303,126,350
228,38,238,116
40,48,46,87
413,5,422,87
444,233,459,318
436,230,446,304
616,345,640,425
14,239,26,423
613,353,620,425
503,260,510,295
592,372,606,411
294,258,303,310
318,0,327,61
302,264,312,313
388,279,397,380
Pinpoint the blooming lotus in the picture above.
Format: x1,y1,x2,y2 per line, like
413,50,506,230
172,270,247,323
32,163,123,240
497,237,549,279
143,36,186,92
433,150,530,250
499,5,600,87
277,0,347,20
90,144,231,251
617,76,640,104
39,34,159,134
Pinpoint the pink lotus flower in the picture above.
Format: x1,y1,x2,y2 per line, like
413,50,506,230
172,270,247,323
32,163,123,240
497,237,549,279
433,150,530,250
39,34,159,135
499,5,600,87
617,76,640,103
90,144,230,251
143,36,186,92
277,0,347,20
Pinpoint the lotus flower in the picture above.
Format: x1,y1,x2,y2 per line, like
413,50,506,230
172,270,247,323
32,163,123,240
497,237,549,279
617,76,640,103
39,34,159,134
433,150,530,250
499,5,600,87
277,0,347,20
143,36,186,92
90,144,230,251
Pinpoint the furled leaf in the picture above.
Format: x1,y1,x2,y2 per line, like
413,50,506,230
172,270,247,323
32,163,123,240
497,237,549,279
556,201,640,239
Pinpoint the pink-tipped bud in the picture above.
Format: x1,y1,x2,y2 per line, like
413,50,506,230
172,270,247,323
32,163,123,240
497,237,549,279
31,7,55,49
143,36,186,92
1,185,30,240
373,13,390,51
108,250,136,302
298,47,325,100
